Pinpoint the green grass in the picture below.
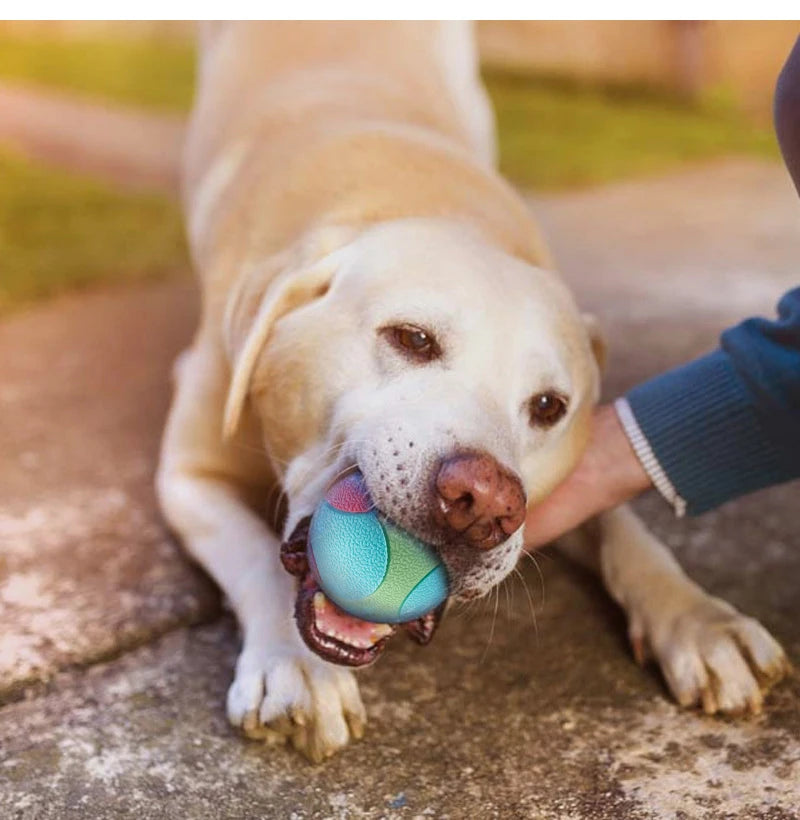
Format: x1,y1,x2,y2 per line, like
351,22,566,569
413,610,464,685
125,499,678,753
486,71,779,189
0,149,187,313
0,31,196,111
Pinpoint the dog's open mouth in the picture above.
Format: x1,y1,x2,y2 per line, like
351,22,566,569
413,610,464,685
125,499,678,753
281,517,445,667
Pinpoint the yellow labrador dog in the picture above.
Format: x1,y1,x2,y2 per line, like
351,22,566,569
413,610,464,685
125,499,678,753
157,21,788,762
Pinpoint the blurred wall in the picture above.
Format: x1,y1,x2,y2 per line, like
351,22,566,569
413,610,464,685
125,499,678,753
478,21,799,115
479,21,677,85
708,22,798,112
0,20,193,38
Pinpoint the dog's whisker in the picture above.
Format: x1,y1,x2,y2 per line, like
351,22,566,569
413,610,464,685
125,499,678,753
283,434,411,521
271,436,385,533
266,483,285,524
452,596,477,620
523,546,556,564
480,585,500,665
228,440,270,457
281,438,362,502
529,553,546,610
465,599,482,621
502,576,512,621
520,550,547,610
513,565,539,647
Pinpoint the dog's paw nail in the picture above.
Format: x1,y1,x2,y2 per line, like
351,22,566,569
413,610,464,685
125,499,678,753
270,713,294,735
747,695,763,716
264,729,288,746
700,687,718,715
291,707,309,727
227,648,366,761
630,634,649,666
346,711,366,740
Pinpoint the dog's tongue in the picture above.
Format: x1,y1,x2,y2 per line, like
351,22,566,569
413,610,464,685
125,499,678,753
282,515,445,666
312,590,394,649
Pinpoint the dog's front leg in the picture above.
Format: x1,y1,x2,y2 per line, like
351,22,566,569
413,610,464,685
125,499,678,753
557,506,789,714
156,342,365,762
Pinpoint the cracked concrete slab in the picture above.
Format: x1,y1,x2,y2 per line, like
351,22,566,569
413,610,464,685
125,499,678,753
1,556,798,820
0,281,219,701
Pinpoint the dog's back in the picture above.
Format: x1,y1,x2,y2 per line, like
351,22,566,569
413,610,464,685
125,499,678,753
182,22,537,290
188,22,492,179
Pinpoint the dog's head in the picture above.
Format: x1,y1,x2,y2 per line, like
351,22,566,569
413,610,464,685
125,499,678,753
223,219,602,664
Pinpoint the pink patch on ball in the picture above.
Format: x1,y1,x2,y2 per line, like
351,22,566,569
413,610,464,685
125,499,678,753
325,471,373,513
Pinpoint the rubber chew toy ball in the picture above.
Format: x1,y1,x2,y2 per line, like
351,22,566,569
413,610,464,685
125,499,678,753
308,471,448,623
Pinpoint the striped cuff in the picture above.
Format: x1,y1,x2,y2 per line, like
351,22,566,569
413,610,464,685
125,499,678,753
614,397,687,517
624,349,794,515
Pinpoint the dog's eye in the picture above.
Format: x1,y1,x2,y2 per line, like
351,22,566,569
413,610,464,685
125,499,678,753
384,324,441,362
528,391,569,427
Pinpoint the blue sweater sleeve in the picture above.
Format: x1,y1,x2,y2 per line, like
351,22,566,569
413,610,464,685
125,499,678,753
625,288,800,514
621,37,800,515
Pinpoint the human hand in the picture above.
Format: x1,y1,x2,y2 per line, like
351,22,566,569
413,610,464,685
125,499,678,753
523,403,653,550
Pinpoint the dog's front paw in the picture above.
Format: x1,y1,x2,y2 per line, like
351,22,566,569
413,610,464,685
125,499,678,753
629,588,790,716
226,643,366,763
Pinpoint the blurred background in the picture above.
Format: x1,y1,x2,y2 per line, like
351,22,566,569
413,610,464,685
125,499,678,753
0,19,797,314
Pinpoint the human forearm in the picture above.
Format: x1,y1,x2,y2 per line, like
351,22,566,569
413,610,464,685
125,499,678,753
625,289,800,515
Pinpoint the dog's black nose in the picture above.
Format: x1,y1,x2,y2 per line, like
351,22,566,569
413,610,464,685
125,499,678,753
433,452,526,550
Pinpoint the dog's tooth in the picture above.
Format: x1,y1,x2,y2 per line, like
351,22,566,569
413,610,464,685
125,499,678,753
371,623,392,640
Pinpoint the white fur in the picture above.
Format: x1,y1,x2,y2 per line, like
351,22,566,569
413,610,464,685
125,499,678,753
587,508,786,712
186,139,249,257
435,21,497,166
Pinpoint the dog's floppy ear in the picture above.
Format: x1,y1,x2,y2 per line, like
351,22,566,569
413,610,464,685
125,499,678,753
222,253,340,439
582,313,607,373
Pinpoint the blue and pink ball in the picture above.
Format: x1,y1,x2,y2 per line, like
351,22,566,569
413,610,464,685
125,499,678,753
308,471,449,623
